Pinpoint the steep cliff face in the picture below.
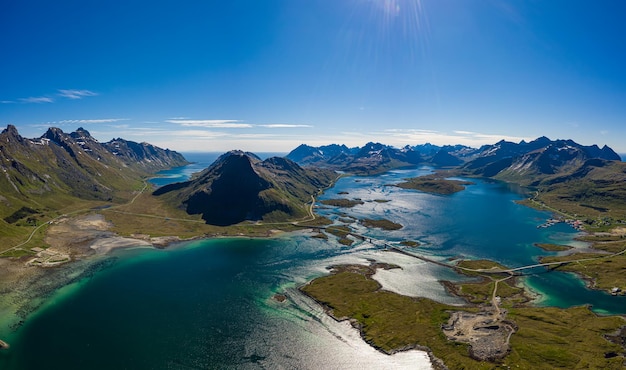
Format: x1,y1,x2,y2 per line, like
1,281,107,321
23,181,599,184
0,125,188,204
286,144,355,166
154,151,336,226
287,142,422,174
462,137,621,184
103,137,188,171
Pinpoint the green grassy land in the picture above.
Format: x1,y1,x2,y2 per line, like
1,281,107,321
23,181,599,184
400,240,420,247
323,225,354,246
301,264,625,369
0,192,119,256
360,218,403,230
540,251,626,292
395,175,473,195
534,243,573,251
319,198,365,208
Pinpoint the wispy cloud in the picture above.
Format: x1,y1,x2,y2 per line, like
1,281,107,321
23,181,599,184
59,118,129,124
14,89,97,104
57,89,98,99
20,96,54,103
1,100,15,104
172,130,230,138
259,124,313,128
233,133,276,139
166,119,253,128
380,128,531,147
167,119,313,129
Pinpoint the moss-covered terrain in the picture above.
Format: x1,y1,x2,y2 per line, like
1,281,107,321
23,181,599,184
540,250,626,293
400,240,420,247
534,243,573,251
360,218,403,230
323,225,354,246
301,262,626,369
395,174,473,195
319,198,365,208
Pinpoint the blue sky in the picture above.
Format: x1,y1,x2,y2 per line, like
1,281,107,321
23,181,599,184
2,0,626,152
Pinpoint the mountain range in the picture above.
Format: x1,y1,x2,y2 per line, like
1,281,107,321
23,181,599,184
461,137,621,184
287,137,621,183
3,124,624,229
0,125,187,219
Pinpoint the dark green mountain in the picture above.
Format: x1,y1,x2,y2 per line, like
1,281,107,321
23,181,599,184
154,151,336,226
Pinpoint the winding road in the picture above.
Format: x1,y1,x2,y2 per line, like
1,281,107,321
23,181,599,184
1,182,150,256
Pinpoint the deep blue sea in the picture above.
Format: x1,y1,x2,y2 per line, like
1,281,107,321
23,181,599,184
1,154,624,369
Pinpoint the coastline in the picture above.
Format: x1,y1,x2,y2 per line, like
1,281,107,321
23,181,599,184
0,213,319,342
298,264,448,370
3,168,625,368
299,258,626,369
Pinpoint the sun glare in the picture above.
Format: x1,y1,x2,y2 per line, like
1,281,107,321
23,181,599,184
361,0,431,60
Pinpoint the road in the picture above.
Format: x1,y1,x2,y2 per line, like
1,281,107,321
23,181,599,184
1,182,150,256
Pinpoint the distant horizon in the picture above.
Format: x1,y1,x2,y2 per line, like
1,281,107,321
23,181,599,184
2,1,626,153
3,123,624,157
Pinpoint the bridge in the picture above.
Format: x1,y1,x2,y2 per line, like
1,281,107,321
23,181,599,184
320,226,626,277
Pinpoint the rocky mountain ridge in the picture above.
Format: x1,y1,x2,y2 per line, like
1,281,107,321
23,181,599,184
462,137,620,184
0,124,188,206
286,142,424,175
287,137,620,182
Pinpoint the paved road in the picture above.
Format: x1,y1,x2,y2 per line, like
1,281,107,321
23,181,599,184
1,182,150,256
360,235,626,277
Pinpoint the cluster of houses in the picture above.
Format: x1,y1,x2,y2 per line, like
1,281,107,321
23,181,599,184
537,218,585,231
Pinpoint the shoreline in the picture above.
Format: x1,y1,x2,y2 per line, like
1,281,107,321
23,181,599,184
0,213,320,340
300,258,626,368
298,264,448,370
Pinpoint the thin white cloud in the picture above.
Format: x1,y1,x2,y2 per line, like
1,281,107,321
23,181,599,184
166,119,253,128
380,128,531,147
20,96,54,103
59,118,129,124
1,100,15,104
57,89,98,99
170,130,229,138
108,127,229,140
233,133,276,139
259,124,313,128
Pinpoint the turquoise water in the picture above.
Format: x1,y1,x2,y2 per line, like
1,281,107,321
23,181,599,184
2,157,625,369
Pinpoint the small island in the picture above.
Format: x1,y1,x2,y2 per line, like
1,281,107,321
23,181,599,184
319,198,365,208
395,174,473,195
400,240,421,247
360,218,403,230
534,243,573,252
